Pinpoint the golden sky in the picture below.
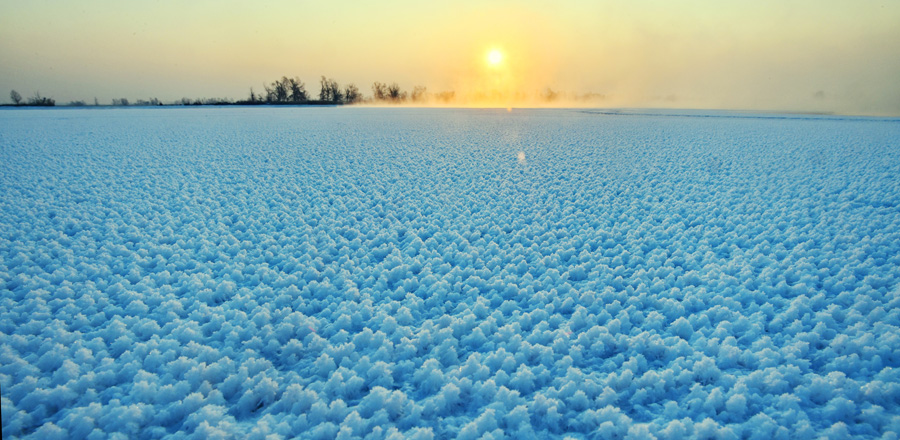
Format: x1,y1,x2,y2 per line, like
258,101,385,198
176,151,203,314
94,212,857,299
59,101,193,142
2,0,899,114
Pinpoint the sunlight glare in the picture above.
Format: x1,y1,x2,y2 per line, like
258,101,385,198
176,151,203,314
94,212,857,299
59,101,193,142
487,49,503,66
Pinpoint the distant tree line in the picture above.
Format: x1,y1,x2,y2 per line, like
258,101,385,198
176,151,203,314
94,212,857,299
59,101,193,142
7,75,434,108
239,76,364,105
8,90,55,107
8,76,598,108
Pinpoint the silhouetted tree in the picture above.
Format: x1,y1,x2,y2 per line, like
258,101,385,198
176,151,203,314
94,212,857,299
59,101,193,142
275,77,289,102
387,83,406,102
288,77,307,103
372,82,388,101
249,88,258,103
320,76,343,103
112,98,129,106
371,82,407,103
388,83,400,100
10,90,22,105
94,97,99,106
344,84,361,104
330,82,342,104
319,77,330,102
261,77,304,104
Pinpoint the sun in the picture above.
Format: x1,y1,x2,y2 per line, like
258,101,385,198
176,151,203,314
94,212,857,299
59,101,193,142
487,49,504,66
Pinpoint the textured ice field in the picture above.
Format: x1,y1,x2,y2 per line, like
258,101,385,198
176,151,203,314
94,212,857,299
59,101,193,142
1,107,900,439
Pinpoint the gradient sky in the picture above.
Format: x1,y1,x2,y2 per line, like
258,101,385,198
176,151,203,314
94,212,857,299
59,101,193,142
2,0,899,114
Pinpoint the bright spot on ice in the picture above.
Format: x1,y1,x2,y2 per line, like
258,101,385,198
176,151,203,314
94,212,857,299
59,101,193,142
517,151,526,164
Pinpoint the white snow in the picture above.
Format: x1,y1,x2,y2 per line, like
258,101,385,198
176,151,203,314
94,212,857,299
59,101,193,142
1,107,899,438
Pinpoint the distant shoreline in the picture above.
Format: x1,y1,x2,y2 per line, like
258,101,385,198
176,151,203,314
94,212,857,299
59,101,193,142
1,104,898,120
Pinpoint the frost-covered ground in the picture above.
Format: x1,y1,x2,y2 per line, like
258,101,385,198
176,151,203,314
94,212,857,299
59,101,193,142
1,107,900,439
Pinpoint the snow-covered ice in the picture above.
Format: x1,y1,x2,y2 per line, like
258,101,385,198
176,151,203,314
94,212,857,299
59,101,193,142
1,107,899,439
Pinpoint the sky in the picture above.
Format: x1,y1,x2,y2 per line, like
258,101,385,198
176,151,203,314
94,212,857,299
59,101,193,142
1,0,899,115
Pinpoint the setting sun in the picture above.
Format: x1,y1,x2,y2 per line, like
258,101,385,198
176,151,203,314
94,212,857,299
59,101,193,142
487,49,504,66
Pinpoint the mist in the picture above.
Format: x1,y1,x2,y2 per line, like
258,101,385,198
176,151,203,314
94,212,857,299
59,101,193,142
1,1,898,115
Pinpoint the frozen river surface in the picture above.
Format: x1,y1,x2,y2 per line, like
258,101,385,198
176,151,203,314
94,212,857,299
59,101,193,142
2,107,900,439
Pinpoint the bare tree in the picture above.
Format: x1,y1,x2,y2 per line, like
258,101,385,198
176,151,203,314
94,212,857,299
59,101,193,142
320,76,331,102
344,84,361,104
372,82,387,101
329,79,342,104
319,77,343,103
275,77,289,102
261,77,299,103
288,77,307,103
387,83,406,102
10,90,22,105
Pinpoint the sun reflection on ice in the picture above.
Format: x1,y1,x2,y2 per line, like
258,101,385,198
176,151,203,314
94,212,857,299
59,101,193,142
517,151,526,165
